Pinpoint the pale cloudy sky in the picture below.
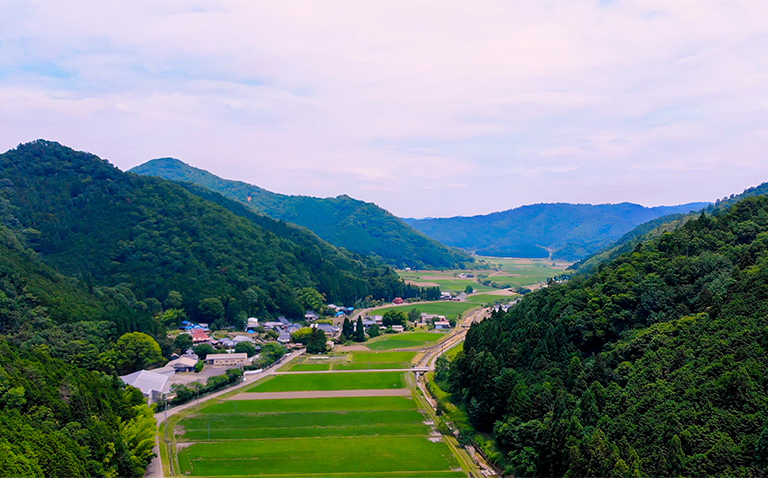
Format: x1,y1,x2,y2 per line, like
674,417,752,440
1,1,767,217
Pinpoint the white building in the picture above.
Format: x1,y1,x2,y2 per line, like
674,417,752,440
120,370,171,405
205,353,248,366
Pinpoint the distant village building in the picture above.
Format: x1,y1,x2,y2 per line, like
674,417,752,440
390,325,404,333
120,370,170,405
285,323,302,334
205,353,248,366
191,328,211,343
245,317,260,332
166,356,198,372
312,323,340,337
440,292,452,300
304,310,321,322
421,313,445,324
434,320,451,330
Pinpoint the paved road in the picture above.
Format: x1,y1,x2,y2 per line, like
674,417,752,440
144,348,305,478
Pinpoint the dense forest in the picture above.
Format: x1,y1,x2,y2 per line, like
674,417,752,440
0,141,420,327
0,338,155,477
131,157,472,269
572,181,768,274
450,195,768,476
405,201,708,260
0,185,161,476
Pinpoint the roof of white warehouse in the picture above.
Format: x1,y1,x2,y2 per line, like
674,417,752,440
120,370,171,396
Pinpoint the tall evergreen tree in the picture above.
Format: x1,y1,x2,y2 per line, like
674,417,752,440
341,317,353,340
354,317,366,342
306,328,327,354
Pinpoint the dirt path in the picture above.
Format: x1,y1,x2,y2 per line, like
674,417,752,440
230,389,413,400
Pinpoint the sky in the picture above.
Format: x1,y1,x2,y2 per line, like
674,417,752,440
1,1,768,218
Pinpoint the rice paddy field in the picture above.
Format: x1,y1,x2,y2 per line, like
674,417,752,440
248,371,407,392
366,331,446,351
171,369,468,477
398,270,496,294
473,255,572,289
281,351,417,372
371,299,487,321
399,255,572,293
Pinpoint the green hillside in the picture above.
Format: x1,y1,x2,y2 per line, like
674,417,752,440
449,195,768,476
0,225,156,476
130,158,471,269
404,202,709,260
571,181,768,274
0,141,414,325
0,339,157,477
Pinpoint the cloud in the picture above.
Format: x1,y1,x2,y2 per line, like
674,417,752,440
0,0,767,217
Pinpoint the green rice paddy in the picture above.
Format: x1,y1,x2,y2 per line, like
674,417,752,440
179,437,461,476
201,396,416,414
174,388,464,477
166,323,468,477
248,371,406,392
283,351,417,372
366,332,445,351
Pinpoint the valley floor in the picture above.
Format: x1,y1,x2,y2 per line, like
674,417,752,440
156,330,484,477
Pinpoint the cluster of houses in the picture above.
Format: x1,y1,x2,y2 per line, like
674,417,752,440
328,304,355,318
247,314,341,344
359,315,405,333
122,311,348,405
493,299,520,313
419,313,452,329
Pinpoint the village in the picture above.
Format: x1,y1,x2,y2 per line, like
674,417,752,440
121,300,456,406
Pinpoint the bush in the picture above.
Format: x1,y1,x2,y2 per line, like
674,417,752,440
234,341,257,357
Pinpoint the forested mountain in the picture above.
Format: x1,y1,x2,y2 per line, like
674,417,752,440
0,339,155,477
0,141,415,325
450,195,768,476
130,158,471,269
0,223,156,476
404,202,709,260
571,181,768,274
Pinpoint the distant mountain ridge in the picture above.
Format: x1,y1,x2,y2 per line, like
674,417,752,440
130,158,472,269
403,201,710,260
0,140,415,323
571,181,768,273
